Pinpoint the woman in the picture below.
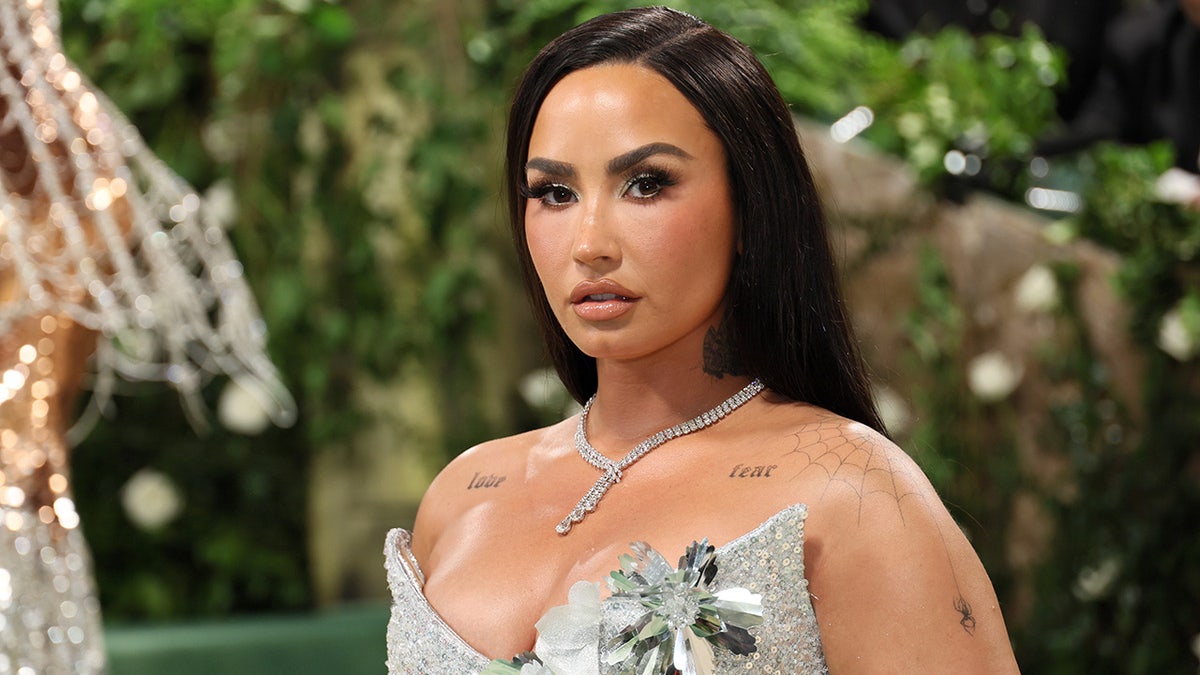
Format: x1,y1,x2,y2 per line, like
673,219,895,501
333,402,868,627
387,7,1019,673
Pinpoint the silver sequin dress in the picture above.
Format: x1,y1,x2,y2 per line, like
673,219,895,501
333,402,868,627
384,503,828,674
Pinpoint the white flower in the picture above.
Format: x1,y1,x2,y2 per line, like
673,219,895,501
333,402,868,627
872,384,912,435
202,120,239,163
218,380,273,435
481,582,603,675
967,352,1023,402
121,468,184,531
1191,632,1200,661
1158,309,1197,361
519,368,578,418
203,180,238,230
1014,264,1059,313
533,581,601,675
519,369,561,409
1073,557,1121,601
1153,167,1200,204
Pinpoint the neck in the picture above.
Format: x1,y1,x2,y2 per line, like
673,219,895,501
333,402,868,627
587,358,754,449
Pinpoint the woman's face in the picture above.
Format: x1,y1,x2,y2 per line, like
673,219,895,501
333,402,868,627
524,63,736,367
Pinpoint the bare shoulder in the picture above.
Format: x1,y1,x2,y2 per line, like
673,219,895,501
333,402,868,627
742,398,930,507
790,409,935,519
409,418,570,561
772,406,1019,671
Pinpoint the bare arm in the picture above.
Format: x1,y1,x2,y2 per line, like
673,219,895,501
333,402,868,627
805,438,1019,672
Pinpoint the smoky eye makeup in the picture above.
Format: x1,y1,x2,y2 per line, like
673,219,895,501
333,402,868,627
520,178,577,206
519,156,683,205
621,163,680,200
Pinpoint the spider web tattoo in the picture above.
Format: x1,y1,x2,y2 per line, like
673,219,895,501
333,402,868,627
784,414,977,636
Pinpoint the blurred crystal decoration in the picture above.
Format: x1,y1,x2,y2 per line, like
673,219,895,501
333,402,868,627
943,149,982,177
1024,187,1082,213
0,1,294,672
0,4,295,428
830,106,874,143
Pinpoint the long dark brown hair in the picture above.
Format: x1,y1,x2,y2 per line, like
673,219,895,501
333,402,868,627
505,6,886,435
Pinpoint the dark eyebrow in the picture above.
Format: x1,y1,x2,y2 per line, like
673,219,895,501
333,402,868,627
607,142,692,175
525,157,576,178
525,142,692,179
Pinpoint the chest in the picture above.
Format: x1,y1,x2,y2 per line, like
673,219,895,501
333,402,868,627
415,424,839,659
387,503,829,673
418,491,804,658
417,486,672,659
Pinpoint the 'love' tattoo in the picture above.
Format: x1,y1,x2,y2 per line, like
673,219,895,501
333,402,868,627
467,472,506,489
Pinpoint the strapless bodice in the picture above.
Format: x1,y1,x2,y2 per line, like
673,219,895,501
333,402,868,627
384,503,828,674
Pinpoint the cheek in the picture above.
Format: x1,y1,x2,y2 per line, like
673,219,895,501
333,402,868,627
525,217,567,286
647,201,735,271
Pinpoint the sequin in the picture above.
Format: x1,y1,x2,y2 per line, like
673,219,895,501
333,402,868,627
0,503,104,673
384,503,828,674
2,0,293,670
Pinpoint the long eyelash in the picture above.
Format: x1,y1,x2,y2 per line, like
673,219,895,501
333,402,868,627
518,180,550,199
624,165,679,194
520,179,571,199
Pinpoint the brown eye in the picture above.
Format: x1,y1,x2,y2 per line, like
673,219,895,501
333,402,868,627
624,169,676,200
525,182,577,206
546,186,576,205
628,176,662,199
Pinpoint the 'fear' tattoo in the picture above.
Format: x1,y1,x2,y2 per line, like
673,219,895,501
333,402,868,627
466,472,506,490
728,463,778,478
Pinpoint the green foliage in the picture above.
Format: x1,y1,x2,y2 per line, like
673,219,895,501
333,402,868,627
669,0,897,117
64,0,510,619
900,245,1021,606
63,0,317,620
902,245,964,489
861,26,1064,193
1073,142,1200,274
56,3,1200,669
470,0,897,117
1008,142,1200,672
73,388,311,619
480,0,1061,201
1076,143,1200,354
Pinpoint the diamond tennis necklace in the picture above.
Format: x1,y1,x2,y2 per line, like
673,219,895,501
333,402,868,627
556,379,765,535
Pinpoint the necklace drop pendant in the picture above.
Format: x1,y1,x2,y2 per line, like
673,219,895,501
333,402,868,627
556,379,764,535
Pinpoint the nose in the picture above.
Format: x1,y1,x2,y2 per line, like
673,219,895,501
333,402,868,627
571,200,620,268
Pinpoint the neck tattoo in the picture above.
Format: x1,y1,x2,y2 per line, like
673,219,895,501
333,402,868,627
556,379,765,535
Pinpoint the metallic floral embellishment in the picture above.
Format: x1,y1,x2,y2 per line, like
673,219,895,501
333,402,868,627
483,540,763,675
605,540,763,675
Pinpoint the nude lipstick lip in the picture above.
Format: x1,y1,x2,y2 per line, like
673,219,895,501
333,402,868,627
570,279,640,321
